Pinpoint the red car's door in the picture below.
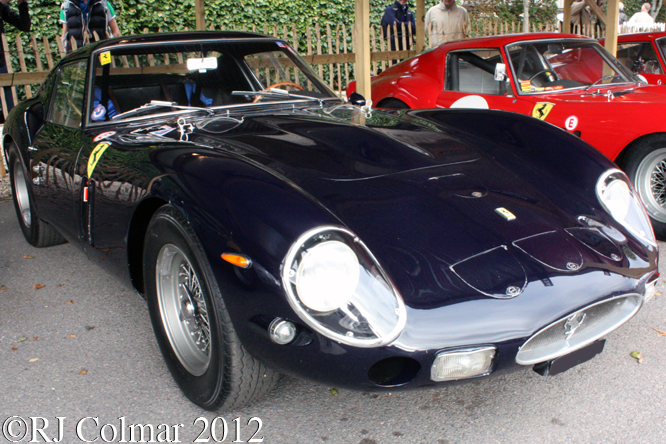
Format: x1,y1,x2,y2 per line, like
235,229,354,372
435,48,534,114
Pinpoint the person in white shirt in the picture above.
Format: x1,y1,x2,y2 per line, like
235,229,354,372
425,0,470,48
627,3,655,27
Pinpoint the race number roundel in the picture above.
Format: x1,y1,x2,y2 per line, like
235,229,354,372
565,116,578,131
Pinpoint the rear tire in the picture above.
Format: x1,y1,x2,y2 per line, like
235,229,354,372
377,98,410,109
143,205,278,410
8,146,66,247
620,136,666,240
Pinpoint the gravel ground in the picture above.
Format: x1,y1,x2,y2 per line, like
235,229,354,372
0,174,9,202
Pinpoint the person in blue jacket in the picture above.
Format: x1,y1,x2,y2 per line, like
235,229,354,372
381,0,416,51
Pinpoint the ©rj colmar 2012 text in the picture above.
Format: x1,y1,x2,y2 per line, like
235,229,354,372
2,416,264,443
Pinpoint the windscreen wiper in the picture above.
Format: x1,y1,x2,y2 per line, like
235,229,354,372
232,89,326,104
111,100,214,120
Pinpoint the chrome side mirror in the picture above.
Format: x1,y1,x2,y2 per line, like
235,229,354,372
495,63,507,81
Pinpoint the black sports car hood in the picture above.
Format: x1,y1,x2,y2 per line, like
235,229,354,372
124,106,650,307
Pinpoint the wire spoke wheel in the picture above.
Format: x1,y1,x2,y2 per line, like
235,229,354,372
635,147,666,223
144,205,279,410
156,243,211,376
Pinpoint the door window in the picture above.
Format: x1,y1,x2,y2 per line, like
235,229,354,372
445,49,507,95
48,60,88,128
617,42,664,75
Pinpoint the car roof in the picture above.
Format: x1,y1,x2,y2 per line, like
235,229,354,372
613,31,666,42
430,32,591,53
64,31,276,59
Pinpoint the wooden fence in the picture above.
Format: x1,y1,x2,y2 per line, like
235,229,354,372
0,20,566,119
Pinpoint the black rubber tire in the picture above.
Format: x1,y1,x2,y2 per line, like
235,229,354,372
7,146,66,247
377,98,410,109
143,205,279,410
618,135,666,240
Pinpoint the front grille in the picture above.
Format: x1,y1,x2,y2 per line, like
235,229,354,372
516,294,642,365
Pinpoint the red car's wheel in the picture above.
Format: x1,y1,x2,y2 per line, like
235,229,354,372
621,136,666,239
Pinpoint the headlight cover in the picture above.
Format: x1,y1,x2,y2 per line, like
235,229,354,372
282,226,407,348
596,169,656,246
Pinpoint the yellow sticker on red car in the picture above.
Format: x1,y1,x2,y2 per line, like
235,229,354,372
99,51,111,66
87,142,111,177
532,103,555,121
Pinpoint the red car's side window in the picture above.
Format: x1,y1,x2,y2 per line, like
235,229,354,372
444,49,507,96
616,42,664,75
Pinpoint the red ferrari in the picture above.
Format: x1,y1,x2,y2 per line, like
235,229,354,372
348,33,666,238
603,31,666,85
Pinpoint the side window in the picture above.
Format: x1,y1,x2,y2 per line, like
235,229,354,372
617,42,664,75
48,60,88,128
445,49,506,95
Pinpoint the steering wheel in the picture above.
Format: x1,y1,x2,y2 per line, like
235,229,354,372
529,70,554,83
252,82,305,103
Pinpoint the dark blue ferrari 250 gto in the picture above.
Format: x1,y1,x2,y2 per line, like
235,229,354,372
2,32,659,410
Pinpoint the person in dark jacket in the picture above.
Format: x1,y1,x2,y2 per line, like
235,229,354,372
60,0,121,53
381,0,416,50
0,0,30,114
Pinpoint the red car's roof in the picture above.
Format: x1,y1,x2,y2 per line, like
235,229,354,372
431,33,591,53
600,31,666,45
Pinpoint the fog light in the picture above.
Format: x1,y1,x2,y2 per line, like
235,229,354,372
269,318,297,345
430,346,496,382
644,276,658,303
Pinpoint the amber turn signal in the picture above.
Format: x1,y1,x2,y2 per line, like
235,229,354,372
221,253,252,268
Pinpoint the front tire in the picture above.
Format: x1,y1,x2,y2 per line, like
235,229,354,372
143,205,278,410
8,146,65,247
620,136,666,239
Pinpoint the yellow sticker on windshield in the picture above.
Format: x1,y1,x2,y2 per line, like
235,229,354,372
99,51,111,66
532,102,555,121
88,142,111,177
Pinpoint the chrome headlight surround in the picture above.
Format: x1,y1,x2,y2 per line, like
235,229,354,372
281,226,407,348
596,169,657,246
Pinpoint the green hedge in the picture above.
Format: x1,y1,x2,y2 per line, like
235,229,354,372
9,0,558,43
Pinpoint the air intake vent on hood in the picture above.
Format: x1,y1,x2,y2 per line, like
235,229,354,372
450,245,527,299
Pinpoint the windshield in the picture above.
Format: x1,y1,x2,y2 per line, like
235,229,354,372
89,39,339,123
506,40,636,94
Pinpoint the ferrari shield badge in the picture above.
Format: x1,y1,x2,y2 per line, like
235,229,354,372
495,207,517,221
87,142,111,177
99,51,111,66
532,103,554,121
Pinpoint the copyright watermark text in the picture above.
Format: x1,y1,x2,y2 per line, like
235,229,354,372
1,416,264,443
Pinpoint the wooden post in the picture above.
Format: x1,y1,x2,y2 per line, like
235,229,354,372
604,0,620,56
563,0,574,33
354,0,371,102
195,0,205,31
416,0,425,53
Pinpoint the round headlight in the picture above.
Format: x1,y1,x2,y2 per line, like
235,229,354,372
282,226,406,348
599,178,631,222
596,169,656,245
295,240,359,312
